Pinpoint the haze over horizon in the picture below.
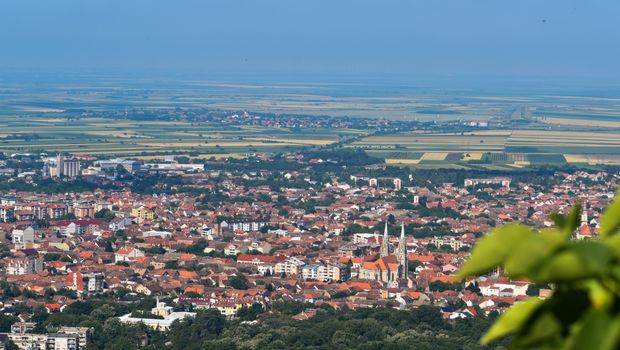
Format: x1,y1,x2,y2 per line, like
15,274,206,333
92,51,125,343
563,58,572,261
1,0,619,87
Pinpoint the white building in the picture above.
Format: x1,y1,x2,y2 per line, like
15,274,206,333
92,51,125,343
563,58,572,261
12,226,35,247
118,301,196,331
274,257,306,276
301,264,350,282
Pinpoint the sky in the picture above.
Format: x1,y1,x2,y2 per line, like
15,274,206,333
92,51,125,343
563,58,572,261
1,0,619,83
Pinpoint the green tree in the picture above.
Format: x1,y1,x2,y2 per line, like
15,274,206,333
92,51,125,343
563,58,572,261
229,274,249,290
236,303,264,321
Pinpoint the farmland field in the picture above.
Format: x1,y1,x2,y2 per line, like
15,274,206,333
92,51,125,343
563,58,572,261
350,129,620,167
0,115,353,158
2,75,620,166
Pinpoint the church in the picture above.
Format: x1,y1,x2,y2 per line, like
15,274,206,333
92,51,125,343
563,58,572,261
359,222,409,287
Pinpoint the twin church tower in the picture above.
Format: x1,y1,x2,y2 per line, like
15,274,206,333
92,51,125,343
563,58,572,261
380,222,409,280
359,222,409,285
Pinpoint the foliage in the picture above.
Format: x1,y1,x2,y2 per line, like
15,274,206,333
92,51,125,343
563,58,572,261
177,239,209,256
428,281,461,292
94,208,117,222
229,274,249,290
458,190,620,349
236,303,264,321
43,253,61,262
4,293,502,350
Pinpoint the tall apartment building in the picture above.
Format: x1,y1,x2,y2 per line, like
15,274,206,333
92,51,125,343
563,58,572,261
66,272,105,294
62,158,81,178
49,154,80,178
6,250,43,275
6,332,80,350
5,322,90,350
301,263,350,282
274,257,306,276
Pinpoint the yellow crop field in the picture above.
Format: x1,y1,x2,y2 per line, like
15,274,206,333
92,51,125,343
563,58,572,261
421,152,448,161
539,117,620,128
514,161,531,166
385,159,421,165
564,154,620,164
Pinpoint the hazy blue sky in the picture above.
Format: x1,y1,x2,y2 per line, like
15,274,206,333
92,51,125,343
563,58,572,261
1,0,619,82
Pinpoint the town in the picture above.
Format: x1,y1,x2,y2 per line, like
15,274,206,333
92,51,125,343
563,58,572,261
0,146,615,349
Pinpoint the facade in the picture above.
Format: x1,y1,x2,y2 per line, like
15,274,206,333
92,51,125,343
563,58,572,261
66,272,105,294
6,333,48,350
464,177,511,188
429,237,467,251
74,203,95,219
62,159,81,178
118,301,195,331
115,246,145,262
46,334,80,350
393,178,402,191
6,256,43,275
131,206,155,220
5,324,83,350
46,204,68,220
12,226,35,247
301,263,350,282
220,220,268,233
11,323,35,334
48,154,80,179
274,257,305,276
0,206,15,222
96,159,141,173
109,217,131,232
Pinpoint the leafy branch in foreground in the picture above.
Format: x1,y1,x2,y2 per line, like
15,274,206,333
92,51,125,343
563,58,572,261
458,191,620,350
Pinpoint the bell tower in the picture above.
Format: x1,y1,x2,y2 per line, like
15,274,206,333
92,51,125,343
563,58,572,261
398,223,408,278
380,221,389,258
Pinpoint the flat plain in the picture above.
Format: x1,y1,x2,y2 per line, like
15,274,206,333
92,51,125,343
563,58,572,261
2,77,620,166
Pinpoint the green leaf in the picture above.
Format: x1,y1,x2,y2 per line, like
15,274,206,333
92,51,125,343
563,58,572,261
458,225,535,278
602,234,620,259
549,212,567,230
535,242,612,282
481,297,544,344
583,280,613,310
565,202,583,234
565,309,620,350
504,231,564,278
549,202,581,237
601,191,620,238
512,311,562,348
535,251,592,282
572,241,614,273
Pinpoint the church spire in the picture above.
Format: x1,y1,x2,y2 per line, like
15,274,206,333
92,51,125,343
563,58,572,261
380,221,389,257
398,222,408,279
